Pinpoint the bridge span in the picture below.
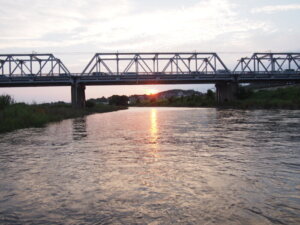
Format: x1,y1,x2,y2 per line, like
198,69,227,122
0,52,299,107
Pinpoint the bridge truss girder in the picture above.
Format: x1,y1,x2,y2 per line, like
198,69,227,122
81,52,230,76
0,54,70,77
233,53,300,73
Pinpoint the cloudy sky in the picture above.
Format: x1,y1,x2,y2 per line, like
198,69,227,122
0,0,299,102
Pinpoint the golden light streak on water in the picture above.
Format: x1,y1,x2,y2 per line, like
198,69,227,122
149,108,160,159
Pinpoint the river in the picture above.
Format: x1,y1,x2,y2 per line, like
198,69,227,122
0,107,299,224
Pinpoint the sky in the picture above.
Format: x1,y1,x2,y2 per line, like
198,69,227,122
0,0,299,103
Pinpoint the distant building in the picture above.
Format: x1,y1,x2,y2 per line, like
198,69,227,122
129,89,203,104
88,97,109,105
128,95,148,104
98,97,109,105
155,89,202,100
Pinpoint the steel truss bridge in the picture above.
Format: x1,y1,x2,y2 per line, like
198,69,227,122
0,52,299,87
0,52,299,107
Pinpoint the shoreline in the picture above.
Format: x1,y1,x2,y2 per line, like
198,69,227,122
0,103,127,134
130,105,300,110
1,103,299,134
130,86,300,110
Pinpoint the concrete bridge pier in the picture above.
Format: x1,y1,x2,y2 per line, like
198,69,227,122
71,83,86,108
215,82,238,103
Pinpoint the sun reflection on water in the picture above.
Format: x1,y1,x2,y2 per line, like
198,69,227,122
150,108,160,158
151,109,157,141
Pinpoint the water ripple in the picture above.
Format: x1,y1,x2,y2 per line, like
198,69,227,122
0,108,299,224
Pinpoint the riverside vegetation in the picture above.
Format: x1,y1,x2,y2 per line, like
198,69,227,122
132,86,300,109
0,95,126,133
132,90,216,107
228,85,300,109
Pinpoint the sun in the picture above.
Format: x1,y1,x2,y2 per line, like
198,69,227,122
145,89,159,95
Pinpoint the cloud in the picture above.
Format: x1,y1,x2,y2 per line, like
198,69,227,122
0,0,270,52
251,4,300,14
0,0,132,41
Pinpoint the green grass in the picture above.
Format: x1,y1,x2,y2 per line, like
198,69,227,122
0,101,126,133
231,86,300,109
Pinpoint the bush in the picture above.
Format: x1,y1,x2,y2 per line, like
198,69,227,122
108,95,129,106
85,100,96,108
206,89,215,99
0,95,14,110
236,87,253,100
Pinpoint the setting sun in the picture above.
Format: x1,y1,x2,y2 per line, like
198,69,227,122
145,89,159,95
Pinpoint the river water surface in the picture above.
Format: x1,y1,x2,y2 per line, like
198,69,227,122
0,107,300,224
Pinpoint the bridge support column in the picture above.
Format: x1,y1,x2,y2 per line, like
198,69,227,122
215,82,238,103
71,83,86,108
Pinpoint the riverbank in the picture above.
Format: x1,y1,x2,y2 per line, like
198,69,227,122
131,86,300,109
0,101,127,133
226,86,300,109
131,90,216,107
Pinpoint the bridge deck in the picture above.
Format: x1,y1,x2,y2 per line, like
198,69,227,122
0,73,300,87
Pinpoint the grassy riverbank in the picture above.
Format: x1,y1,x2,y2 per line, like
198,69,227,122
131,86,300,109
228,86,300,109
0,97,126,133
